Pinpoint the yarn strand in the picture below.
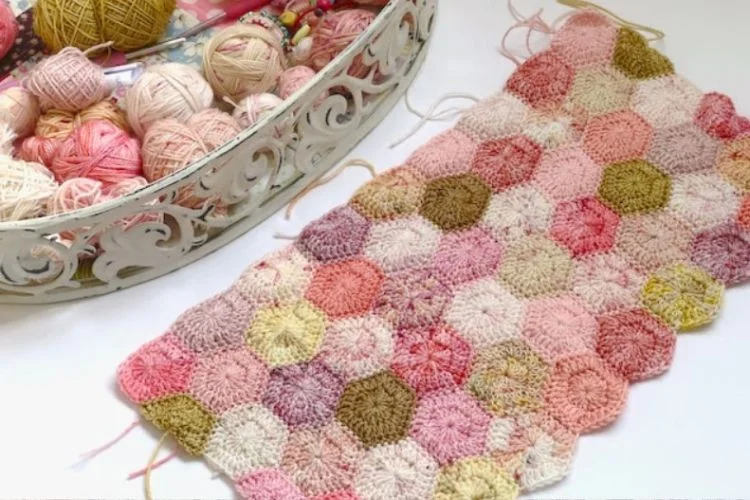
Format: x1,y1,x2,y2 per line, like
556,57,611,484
74,420,140,466
284,158,377,219
389,92,480,148
556,0,665,41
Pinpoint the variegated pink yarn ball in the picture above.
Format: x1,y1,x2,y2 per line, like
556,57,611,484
19,136,62,166
49,177,107,216
52,120,143,185
232,93,283,128
24,47,110,112
278,65,328,105
0,1,19,60
308,9,376,78
186,108,241,152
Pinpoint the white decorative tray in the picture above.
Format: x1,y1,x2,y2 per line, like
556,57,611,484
0,0,436,304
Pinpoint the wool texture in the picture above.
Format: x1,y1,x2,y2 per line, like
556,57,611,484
117,11,750,499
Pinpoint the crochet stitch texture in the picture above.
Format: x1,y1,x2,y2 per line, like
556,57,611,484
118,10,750,499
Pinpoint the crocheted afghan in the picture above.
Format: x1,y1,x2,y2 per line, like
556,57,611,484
117,10,750,499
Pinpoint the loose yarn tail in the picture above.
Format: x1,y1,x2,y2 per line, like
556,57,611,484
72,419,140,468
556,0,665,41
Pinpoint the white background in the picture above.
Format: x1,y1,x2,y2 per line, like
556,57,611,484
2,0,750,498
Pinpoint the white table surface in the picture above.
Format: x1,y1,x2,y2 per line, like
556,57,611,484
2,1,750,498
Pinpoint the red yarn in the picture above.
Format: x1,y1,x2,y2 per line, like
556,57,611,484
51,120,143,186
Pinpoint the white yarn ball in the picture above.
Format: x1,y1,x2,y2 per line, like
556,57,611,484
126,63,215,138
0,87,40,139
232,93,283,129
0,155,59,221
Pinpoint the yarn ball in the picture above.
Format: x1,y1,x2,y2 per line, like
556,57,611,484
33,0,177,53
24,47,110,112
48,177,106,216
186,109,241,152
127,63,214,138
278,65,328,105
36,100,130,140
203,22,287,102
19,136,62,166
232,93,283,129
308,9,376,78
0,87,40,139
0,156,58,221
52,120,142,185
0,0,18,60
105,175,149,198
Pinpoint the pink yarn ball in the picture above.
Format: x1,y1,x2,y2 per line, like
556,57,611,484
19,136,62,166
308,9,376,78
278,65,328,105
24,47,110,112
0,1,18,60
186,109,241,152
105,176,162,231
49,177,106,215
232,93,283,129
52,120,143,186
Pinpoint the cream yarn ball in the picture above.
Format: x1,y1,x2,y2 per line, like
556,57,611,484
126,63,215,138
186,109,241,152
0,87,41,139
0,149,59,222
203,22,287,102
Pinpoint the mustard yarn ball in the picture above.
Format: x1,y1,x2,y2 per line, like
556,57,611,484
33,0,177,53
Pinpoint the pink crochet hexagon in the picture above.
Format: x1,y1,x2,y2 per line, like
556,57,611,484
297,206,371,263
472,135,542,192
550,198,620,257
691,224,750,285
535,146,601,202
306,259,384,319
374,267,451,329
410,390,491,465
545,354,628,434
117,334,195,404
583,110,653,165
391,323,472,395
281,423,363,497
189,348,269,415
695,92,750,140
263,361,345,429
505,51,574,109
551,10,617,69
596,309,676,382
236,469,306,500
433,227,502,286
170,288,255,354
406,129,476,180
523,295,598,362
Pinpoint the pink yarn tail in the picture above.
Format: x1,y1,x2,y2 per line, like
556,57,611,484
75,420,140,465
499,0,556,66
127,451,178,480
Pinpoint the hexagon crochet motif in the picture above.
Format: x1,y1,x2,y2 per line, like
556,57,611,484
117,10,750,499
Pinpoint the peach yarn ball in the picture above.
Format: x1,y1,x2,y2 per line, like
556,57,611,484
278,65,329,105
48,177,106,215
127,63,214,138
36,100,130,140
0,87,40,138
52,120,142,185
308,9,376,78
0,156,59,222
203,22,287,102
24,47,110,112
233,93,283,128
0,1,18,59
186,109,241,152
19,136,62,166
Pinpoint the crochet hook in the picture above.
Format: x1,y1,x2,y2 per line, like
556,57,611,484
125,0,275,61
